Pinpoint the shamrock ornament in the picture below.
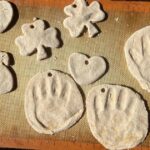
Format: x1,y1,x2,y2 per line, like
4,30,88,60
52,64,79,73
63,0,105,38
15,19,60,61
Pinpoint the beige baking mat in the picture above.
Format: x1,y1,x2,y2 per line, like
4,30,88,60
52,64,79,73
0,5,150,146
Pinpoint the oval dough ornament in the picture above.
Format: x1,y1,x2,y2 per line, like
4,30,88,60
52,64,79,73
0,0,13,33
124,26,150,92
86,84,148,150
68,53,107,85
0,51,14,94
25,70,84,134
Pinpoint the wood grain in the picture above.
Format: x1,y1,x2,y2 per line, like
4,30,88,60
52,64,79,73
11,0,150,12
0,137,149,150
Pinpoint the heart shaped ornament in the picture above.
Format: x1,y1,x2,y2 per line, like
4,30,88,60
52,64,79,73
68,53,107,85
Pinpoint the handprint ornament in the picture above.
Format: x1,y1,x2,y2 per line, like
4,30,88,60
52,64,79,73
63,0,105,37
15,19,60,61
86,84,148,150
25,70,84,134
0,51,14,94
125,26,150,92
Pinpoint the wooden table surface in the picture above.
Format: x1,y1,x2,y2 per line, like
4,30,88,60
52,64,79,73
12,0,150,12
1,0,150,149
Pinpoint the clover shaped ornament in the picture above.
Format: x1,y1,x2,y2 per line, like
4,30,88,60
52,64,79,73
15,19,60,61
63,0,105,38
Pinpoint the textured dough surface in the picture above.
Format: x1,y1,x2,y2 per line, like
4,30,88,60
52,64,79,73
124,26,150,92
63,0,105,37
68,53,106,85
15,19,60,61
0,51,14,94
86,84,148,150
0,0,13,33
25,70,84,134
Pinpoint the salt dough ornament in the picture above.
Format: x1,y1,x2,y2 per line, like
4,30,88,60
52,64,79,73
0,0,13,33
15,19,60,61
68,53,106,85
124,26,150,92
63,0,105,38
0,51,14,94
25,70,84,134
86,84,148,150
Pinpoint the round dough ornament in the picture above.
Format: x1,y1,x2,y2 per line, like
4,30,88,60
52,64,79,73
125,26,150,92
0,51,14,94
0,0,13,33
25,70,84,134
86,84,148,150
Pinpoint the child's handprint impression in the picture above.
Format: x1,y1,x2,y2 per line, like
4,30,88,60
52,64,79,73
25,70,84,134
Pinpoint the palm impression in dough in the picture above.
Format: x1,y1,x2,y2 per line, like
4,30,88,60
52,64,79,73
86,84,148,150
68,53,107,85
125,26,150,92
25,70,84,134
15,19,60,61
0,0,13,33
0,51,14,94
63,0,105,37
